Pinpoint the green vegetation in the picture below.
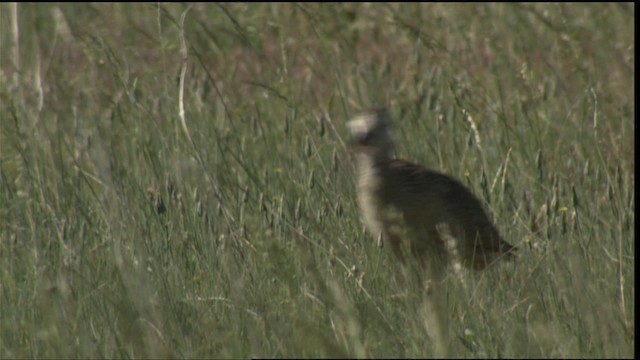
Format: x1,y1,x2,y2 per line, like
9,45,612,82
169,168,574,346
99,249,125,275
0,3,634,358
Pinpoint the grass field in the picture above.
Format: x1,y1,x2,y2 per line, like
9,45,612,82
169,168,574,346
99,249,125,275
0,3,634,358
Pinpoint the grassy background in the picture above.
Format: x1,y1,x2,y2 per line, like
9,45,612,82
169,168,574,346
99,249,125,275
0,3,634,358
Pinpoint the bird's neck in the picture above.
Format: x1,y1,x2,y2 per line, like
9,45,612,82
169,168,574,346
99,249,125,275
353,151,392,191
355,150,391,170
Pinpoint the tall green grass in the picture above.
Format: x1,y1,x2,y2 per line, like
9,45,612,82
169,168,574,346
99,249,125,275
0,3,634,358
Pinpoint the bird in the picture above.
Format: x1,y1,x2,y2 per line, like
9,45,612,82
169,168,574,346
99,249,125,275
347,108,516,356
348,108,516,272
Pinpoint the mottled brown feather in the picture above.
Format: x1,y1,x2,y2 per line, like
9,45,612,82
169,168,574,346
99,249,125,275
349,109,516,272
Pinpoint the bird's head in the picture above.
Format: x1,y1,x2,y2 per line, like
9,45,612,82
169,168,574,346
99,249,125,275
347,108,395,158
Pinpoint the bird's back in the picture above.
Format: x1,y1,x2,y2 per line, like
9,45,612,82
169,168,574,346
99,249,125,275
378,159,516,270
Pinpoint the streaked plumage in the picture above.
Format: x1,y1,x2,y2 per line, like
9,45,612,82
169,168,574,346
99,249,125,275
348,108,516,272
